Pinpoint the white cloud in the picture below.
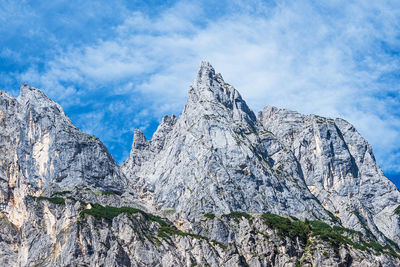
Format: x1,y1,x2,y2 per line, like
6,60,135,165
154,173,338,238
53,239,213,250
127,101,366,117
18,0,400,172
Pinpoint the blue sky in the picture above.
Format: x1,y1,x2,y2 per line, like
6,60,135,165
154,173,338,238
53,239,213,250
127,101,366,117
1,0,400,187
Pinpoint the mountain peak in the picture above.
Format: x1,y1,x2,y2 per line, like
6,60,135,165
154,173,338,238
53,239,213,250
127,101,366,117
185,62,256,124
194,61,217,86
18,83,55,107
132,129,148,151
19,83,43,97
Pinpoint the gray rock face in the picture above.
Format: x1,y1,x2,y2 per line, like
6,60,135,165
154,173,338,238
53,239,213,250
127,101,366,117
2,197,400,267
0,62,399,266
259,106,400,244
122,62,331,222
0,84,128,227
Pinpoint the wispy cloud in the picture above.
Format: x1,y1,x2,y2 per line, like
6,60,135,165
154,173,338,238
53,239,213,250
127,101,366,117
5,0,400,176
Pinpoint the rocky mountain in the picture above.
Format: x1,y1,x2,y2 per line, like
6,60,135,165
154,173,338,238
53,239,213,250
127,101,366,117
0,62,399,266
122,62,331,222
259,107,400,245
0,85,131,227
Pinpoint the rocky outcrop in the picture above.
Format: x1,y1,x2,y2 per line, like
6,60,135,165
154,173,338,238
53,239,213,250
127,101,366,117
122,62,331,222
259,106,400,245
0,84,129,227
0,62,399,266
2,196,399,267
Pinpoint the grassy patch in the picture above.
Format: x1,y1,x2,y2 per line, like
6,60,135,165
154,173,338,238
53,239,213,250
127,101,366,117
262,213,310,240
326,210,340,223
66,197,87,206
34,196,65,205
275,164,284,175
222,212,252,223
79,203,225,249
387,238,400,251
313,221,399,257
80,203,168,227
32,196,400,259
261,213,400,258
163,209,176,215
211,240,228,250
394,205,400,215
157,225,228,250
204,213,216,219
309,220,348,247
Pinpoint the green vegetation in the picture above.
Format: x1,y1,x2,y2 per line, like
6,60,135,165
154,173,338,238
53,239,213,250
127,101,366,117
156,223,227,250
203,213,216,219
308,220,349,248
80,203,168,226
211,240,228,250
233,130,242,136
187,187,194,194
262,213,310,240
325,210,340,223
30,195,399,258
33,195,88,206
387,238,400,251
80,203,228,250
32,197,215,247
67,197,87,206
275,164,284,175
163,209,176,215
34,196,65,205
306,220,396,256
261,213,400,258
394,205,400,215
351,210,374,237
222,211,252,223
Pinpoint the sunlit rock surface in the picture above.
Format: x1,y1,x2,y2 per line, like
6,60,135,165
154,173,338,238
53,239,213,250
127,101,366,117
0,62,399,266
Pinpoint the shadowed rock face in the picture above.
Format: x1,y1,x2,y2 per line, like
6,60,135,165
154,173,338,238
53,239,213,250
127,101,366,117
0,62,399,266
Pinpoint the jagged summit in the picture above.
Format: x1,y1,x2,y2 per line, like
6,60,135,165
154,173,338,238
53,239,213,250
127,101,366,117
131,129,148,151
18,83,53,104
192,61,216,87
122,62,332,222
184,62,256,128
122,62,400,244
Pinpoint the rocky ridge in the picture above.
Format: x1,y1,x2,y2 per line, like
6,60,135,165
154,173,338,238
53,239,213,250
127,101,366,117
0,62,399,266
122,62,331,222
259,106,400,245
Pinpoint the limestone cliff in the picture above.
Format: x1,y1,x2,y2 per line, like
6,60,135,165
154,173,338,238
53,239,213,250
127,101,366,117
0,62,399,266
